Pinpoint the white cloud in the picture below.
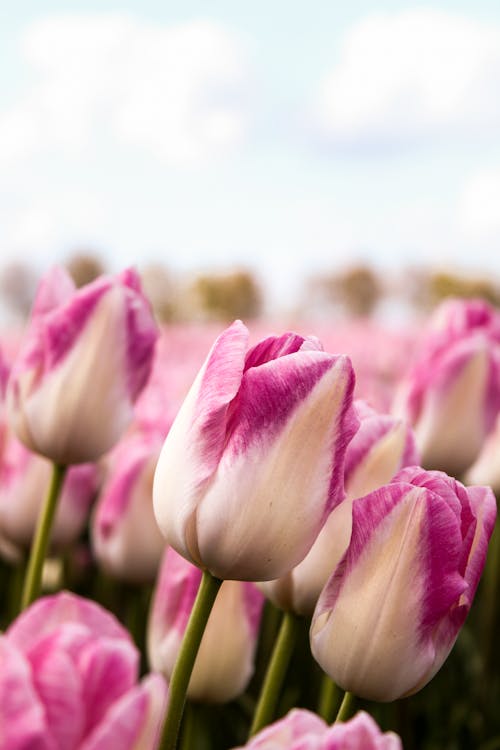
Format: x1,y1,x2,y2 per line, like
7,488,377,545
313,9,500,147
0,14,250,167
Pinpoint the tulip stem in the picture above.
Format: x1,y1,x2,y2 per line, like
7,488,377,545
318,673,341,723
334,691,355,723
158,569,223,750
249,610,301,737
20,463,67,610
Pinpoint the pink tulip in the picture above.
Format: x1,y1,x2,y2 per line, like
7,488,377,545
260,400,418,616
233,709,402,749
0,434,99,550
466,411,500,494
7,267,158,464
394,298,500,475
153,320,358,581
311,466,496,701
0,591,167,750
148,547,264,703
92,432,165,583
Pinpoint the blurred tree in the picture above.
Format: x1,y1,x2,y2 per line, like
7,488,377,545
306,264,382,318
0,262,38,319
140,263,180,322
65,252,105,287
407,267,500,311
189,269,262,321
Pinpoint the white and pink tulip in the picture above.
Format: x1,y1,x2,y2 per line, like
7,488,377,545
310,466,496,701
6,267,158,465
148,547,264,703
153,320,358,581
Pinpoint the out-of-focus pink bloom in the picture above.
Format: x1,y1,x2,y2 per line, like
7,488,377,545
233,709,402,749
394,299,500,475
0,591,167,750
260,400,419,616
148,547,264,703
153,320,358,581
311,467,496,701
92,432,165,583
6,267,158,465
0,435,99,550
466,411,500,494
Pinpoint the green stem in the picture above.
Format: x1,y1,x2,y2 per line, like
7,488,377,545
158,570,223,750
318,673,341,723
21,463,67,610
334,691,355,723
179,702,195,750
249,610,301,737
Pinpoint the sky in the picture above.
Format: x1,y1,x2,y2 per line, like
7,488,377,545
1,0,500,303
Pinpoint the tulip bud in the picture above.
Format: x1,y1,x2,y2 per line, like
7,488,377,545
7,267,158,464
310,466,496,701
232,709,402,749
394,299,500,476
0,435,99,550
259,401,418,616
153,320,358,581
92,432,165,583
2,591,167,749
148,547,264,703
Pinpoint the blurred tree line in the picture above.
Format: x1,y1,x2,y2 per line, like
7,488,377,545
1,250,500,324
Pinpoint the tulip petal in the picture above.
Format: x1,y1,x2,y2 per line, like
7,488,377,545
232,708,326,748
7,591,132,651
27,635,85,750
0,637,54,750
196,352,356,579
153,320,249,563
311,482,467,701
80,674,167,750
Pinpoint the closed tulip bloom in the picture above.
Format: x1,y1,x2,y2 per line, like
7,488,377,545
310,466,496,701
233,709,402,749
1,591,167,750
0,435,99,550
394,298,500,476
92,433,165,583
148,547,264,703
153,320,358,581
260,401,418,615
7,266,158,465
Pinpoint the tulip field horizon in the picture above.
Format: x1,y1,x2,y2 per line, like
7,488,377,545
1,266,500,749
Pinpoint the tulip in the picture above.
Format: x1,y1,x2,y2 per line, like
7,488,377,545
6,266,158,465
153,320,358,581
233,709,402,749
148,547,264,703
1,591,167,749
310,466,496,701
259,400,419,616
92,432,165,583
394,298,500,476
0,435,99,550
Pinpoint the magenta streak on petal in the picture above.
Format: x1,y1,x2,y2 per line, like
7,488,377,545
79,681,148,750
190,320,249,485
243,332,307,371
343,402,394,486
484,349,500,434
154,548,202,637
419,490,468,641
325,358,358,516
62,463,100,512
121,270,159,401
242,583,265,639
223,352,336,457
461,485,497,605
